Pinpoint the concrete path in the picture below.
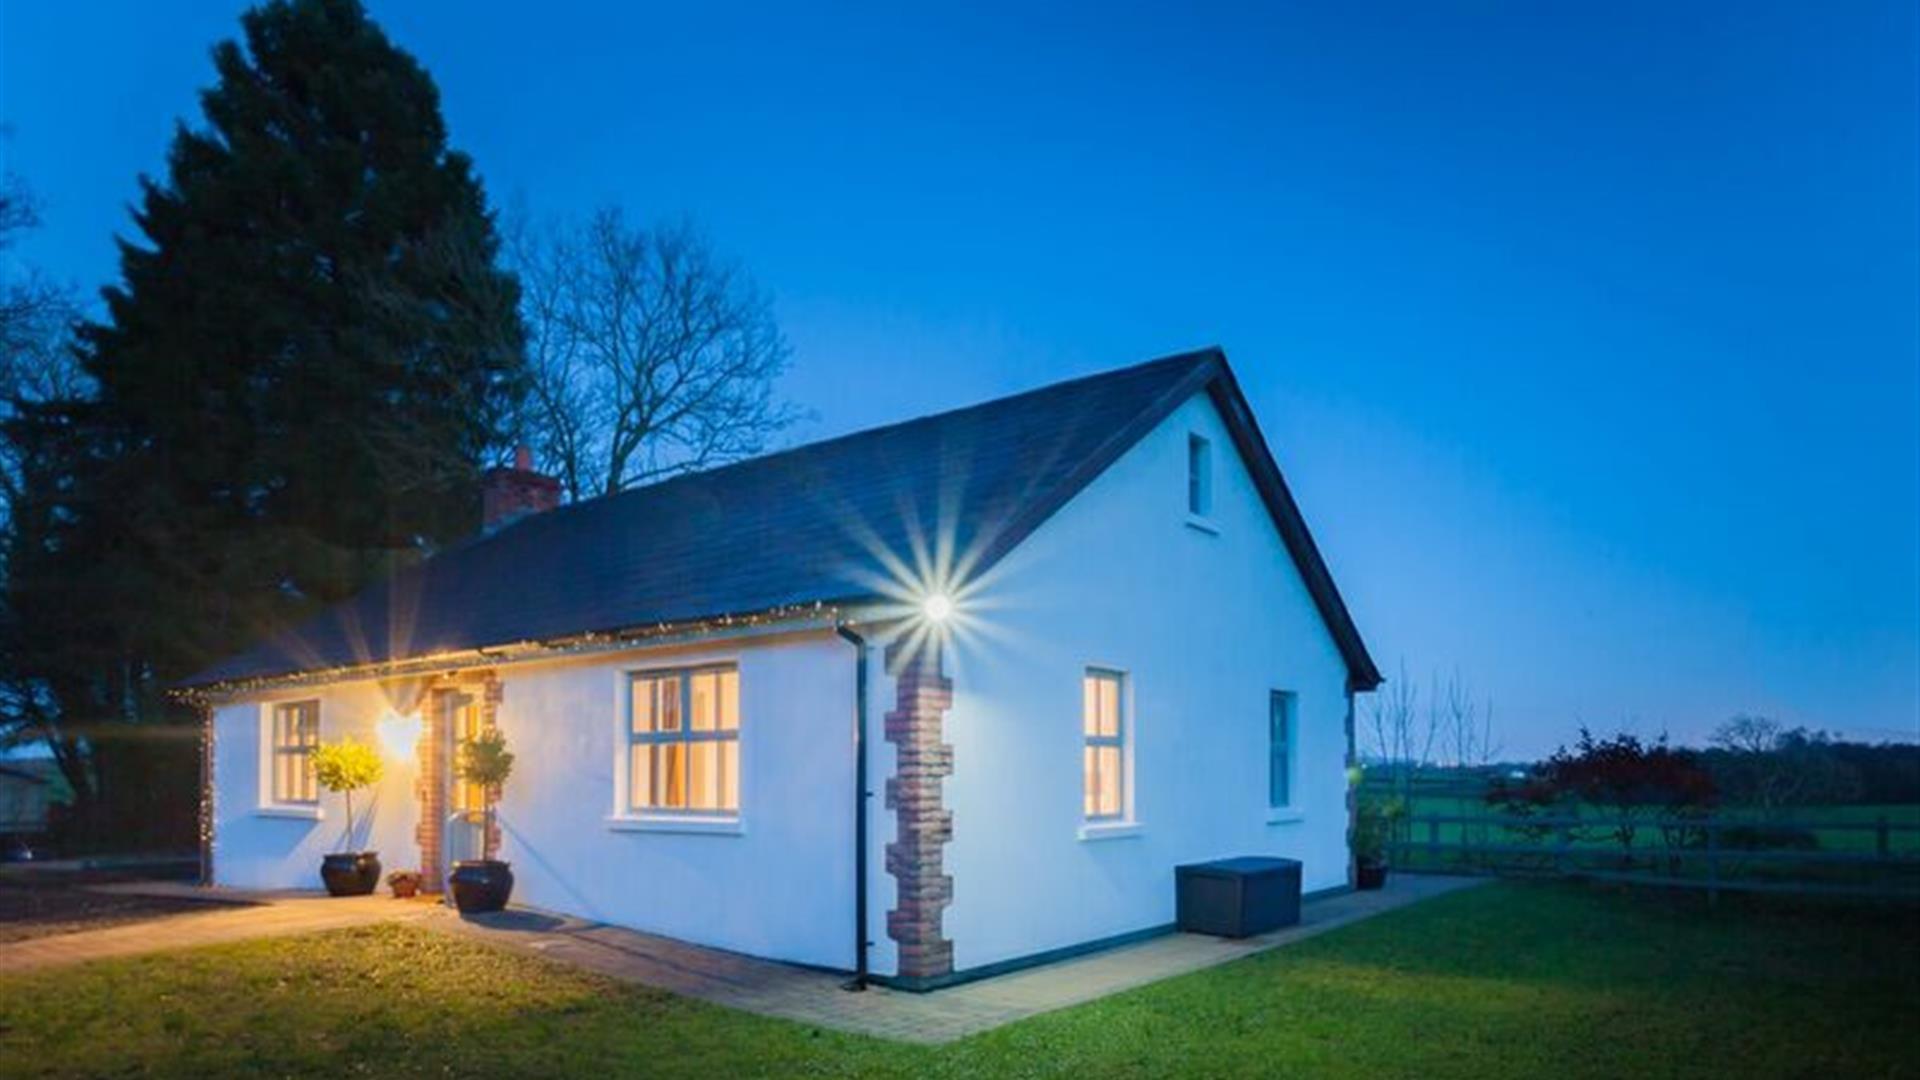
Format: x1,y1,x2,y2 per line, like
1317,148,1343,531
0,889,434,974
1,874,1480,1044
433,874,1484,1044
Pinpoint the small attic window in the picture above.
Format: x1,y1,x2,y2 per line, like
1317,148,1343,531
1187,434,1213,518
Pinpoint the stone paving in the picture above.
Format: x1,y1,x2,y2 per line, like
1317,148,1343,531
1,873,1481,1044
0,888,434,974
432,873,1484,1044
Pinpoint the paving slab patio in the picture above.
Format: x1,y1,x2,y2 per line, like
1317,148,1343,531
431,873,1484,1044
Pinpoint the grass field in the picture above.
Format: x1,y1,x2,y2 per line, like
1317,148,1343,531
2,881,1916,1078
1367,793,1920,890
1369,791,1920,851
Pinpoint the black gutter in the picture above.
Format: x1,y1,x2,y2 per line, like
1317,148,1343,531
835,624,871,991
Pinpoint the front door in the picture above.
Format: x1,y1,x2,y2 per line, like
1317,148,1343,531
443,691,486,871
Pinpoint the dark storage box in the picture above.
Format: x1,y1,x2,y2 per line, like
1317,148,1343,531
1175,856,1302,937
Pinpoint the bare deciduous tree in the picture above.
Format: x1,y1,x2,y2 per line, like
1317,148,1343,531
507,206,799,501
1365,660,1435,797
0,173,83,508
1435,668,1500,768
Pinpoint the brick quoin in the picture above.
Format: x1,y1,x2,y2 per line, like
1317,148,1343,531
884,635,955,981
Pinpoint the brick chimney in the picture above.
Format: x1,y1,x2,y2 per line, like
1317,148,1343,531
481,445,561,533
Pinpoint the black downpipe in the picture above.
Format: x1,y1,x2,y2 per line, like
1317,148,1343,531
836,624,871,991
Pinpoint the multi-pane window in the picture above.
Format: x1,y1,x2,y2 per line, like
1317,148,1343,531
628,665,740,814
1187,433,1213,517
1269,691,1295,808
1082,669,1126,820
269,700,319,805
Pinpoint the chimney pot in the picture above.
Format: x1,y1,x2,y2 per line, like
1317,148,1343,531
482,447,560,533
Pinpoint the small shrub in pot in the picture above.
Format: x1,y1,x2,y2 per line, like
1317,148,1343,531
449,728,515,914
312,738,384,896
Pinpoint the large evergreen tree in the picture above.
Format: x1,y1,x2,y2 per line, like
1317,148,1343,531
1,0,524,846
80,0,524,660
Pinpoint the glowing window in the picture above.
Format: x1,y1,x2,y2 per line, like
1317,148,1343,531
1083,669,1126,820
628,665,740,815
269,700,319,805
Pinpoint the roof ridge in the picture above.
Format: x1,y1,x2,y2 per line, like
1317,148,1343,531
518,346,1224,527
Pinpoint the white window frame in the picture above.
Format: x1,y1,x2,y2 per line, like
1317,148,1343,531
1081,668,1131,829
610,662,743,833
257,698,320,816
1269,691,1296,808
1187,433,1214,518
1267,690,1304,824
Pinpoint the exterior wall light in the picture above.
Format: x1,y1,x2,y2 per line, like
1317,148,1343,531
922,592,955,624
377,710,423,761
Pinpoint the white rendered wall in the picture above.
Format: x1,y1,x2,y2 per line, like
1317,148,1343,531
213,631,858,970
211,680,419,891
940,390,1354,973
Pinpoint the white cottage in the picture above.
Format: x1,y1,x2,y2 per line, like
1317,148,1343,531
188,348,1381,989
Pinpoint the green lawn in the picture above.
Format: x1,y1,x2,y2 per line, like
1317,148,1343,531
2,882,1916,1078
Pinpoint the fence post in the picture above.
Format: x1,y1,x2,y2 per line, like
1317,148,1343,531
1877,816,1890,859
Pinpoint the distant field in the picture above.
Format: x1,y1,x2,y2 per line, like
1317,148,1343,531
1364,789,1920,892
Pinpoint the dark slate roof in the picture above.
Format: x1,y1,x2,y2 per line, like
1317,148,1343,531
187,348,1381,690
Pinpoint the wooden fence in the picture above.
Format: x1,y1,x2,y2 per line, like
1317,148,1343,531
1388,811,1920,901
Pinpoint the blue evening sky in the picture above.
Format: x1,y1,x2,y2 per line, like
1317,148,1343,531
3,2,1915,754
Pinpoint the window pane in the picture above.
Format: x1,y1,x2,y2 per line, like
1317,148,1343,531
661,742,687,808
1099,676,1119,738
1083,746,1098,816
632,678,656,733
719,669,739,731
1082,677,1098,736
720,739,739,810
690,672,716,732
1271,748,1289,807
630,743,650,810
689,741,718,809
1097,747,1122,817
659,677,682,732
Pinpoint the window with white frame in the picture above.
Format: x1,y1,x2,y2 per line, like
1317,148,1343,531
1187,433,1213,517
1083,669,1126,820
1269,691,1296,808
268,700,319,805
628,665,740,815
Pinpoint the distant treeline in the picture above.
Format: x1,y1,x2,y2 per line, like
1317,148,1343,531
1363,729,1920,809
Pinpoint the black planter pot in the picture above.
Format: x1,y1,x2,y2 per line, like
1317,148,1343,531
449,859,514,914
320,852,382,896
1355,860,1389,891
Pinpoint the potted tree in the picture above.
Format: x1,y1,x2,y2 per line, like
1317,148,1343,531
1354,796,1404,890
448,727,515,914
312,737,385,896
